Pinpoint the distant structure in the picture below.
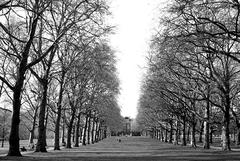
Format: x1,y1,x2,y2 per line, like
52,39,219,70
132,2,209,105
124,117,132,135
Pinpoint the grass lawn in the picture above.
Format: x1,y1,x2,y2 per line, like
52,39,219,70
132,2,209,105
0,139,55,155
1,136,240,160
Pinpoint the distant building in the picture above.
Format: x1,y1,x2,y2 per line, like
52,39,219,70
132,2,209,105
124,117,132,135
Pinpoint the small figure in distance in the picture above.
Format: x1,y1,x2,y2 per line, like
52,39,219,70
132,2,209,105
117,138,121,142
20,146,27,152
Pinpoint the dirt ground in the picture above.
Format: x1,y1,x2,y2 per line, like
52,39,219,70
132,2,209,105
1,136,240,161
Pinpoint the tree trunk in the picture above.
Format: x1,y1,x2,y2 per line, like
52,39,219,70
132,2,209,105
169,121,173,143
87,113,91,144
182,116,186,146
191,116,197,148
187,125,190,142
66,125,72,148
104,127,107,139
66,108,76,148
161,129,164,142
54,73,65,150
91,116,95,144
152,129,155,139
155,129,157,139
99,129,102,141
199,121,204,143
44,106,49,147
158,130,161,140
36,80,48,152
178,124,181,142
28,105,38,149
61,109,66,145
54,106,62,150
82,115,88,146
164,127,168,142
222,101,231,151
209,126,213,144
173,121,179,145
191,124,196,148
151,129,154,139
72,125,75,143
8,89,22,156
203,98,210,149
95,121,100,143
2,110,7,148
79,127,83,143
8,85,23,156
74,113,81,147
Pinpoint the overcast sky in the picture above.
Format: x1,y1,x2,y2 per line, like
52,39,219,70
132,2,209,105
108,0,168,118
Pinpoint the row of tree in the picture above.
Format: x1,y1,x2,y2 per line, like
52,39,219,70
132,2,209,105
0,0,123,156
136,0,240,151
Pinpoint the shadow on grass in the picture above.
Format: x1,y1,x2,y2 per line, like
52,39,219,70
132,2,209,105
1,150,240,161
1,155,240,161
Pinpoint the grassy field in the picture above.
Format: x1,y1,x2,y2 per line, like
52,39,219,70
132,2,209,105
1,136,240,160
0,139,55,155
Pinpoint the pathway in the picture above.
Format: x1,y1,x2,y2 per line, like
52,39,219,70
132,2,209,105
1,136,240,160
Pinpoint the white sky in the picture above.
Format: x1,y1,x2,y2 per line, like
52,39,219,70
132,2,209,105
108,0,168,118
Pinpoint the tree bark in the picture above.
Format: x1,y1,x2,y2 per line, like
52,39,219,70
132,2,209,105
87,113,91,144
36,80,48,152
173,121,179,145
178,124,181,142
28,105,38,149
74,112,81,147
187,125,190,142
222,100,231,151
182,116,186,146
104,127,107,139
44,106,49,147
66,107,76,148
82,115,88,146
161,128,164,142
72,125,75,143
153,128,156,139
191,115,197,148
191,124,196,148
8,88,22,156
203,97,210,149
91,116,95,144
79,127,83,143
164,127,168,142
61,110,66,145
95,121,100,143
1,111,6,148
54,72,65,150
209,126,213,144
99,129,102,141
199,121,204,143
169,121,173,143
